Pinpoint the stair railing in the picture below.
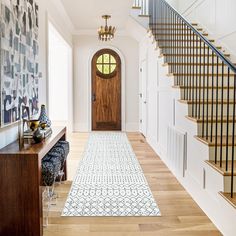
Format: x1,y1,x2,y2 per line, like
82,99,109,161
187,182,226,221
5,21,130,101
133,0,149,15
149,0,236,198
133,0,142,8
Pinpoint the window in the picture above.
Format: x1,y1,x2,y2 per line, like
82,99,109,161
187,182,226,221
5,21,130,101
96,53,117,76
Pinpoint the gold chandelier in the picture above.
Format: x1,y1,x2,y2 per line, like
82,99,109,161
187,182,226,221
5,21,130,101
98,15,116,41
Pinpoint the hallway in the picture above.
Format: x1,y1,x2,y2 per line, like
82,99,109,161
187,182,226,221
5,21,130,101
1,0,236,235
44,132,220,236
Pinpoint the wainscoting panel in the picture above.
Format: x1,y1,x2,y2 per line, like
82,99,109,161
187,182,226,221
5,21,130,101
167,126,187,178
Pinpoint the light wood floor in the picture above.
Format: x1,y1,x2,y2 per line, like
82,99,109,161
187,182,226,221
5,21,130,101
43,132,221,236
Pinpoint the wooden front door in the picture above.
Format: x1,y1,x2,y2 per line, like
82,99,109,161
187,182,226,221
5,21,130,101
92,49,121,131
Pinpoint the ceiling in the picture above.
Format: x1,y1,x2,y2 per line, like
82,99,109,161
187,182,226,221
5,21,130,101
60,0,133,32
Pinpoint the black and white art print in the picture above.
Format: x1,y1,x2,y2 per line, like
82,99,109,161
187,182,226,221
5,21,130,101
0,0,39,127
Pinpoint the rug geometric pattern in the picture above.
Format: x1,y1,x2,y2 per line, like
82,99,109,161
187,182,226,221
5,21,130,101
62,132,161,216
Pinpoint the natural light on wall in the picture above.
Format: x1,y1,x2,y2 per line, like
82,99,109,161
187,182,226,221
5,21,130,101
48,22,72,130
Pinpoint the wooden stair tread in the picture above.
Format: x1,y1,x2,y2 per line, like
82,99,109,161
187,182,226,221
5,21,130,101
139,14,150,17
219,192,236,208
132,6,141,9
186,115,235,123
179,99,235,104
206,160,236,176
195,135,236,146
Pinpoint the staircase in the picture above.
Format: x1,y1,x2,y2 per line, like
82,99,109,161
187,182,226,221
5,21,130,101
134,0,236,209
131,0,150,28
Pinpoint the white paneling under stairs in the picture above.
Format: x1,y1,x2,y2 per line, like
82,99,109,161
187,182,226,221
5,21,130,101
167,126,187,178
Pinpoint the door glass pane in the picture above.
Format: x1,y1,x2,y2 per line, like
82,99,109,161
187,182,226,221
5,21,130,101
110,64,116,73
97,64,103,73
110,55,116,64
103,54,110,63
103,65,110,74
97,55,103,64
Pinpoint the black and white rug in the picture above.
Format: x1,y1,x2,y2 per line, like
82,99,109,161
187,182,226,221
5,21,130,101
62,132,160,216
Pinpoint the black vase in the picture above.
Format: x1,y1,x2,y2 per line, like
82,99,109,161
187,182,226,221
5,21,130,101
33,128,44,143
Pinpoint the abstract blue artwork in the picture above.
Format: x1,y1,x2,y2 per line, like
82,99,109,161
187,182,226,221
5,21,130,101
0,0,39,127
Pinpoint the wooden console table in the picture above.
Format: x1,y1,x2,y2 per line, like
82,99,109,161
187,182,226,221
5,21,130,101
0,126,67,236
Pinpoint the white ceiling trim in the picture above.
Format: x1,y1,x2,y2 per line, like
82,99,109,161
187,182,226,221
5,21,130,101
51,0,76,33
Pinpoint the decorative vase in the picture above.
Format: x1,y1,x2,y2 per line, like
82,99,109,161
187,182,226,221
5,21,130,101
27,119,40,131
38,105,51,127
33,128,44,143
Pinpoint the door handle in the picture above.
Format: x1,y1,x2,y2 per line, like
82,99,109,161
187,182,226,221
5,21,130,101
144,101,147,104
92,93,96,102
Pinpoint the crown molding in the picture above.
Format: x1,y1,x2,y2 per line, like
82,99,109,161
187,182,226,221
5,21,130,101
51,0,76,33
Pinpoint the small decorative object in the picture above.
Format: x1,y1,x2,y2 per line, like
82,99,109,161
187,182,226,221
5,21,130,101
43,127,53,139
38,105,51,127
33,128,44,143
27,120,40,131
40,122,47,130
23,126,52,141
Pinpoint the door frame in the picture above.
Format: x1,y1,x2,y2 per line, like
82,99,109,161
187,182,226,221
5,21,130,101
88,46,126,132
140,59,148,137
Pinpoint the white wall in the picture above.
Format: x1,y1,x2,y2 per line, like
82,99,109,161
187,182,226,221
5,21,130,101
73,35,139,132
166,0,178,9
0,0,73,149
177,0,236,60
48,22,73,130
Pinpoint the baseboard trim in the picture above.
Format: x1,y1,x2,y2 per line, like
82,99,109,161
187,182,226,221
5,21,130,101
125,123,139,132
73,123,88,132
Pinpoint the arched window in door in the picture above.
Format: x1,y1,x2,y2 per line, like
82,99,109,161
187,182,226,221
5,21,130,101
96,53,117,78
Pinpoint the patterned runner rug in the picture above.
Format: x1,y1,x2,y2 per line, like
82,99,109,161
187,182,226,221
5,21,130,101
62,132,161,216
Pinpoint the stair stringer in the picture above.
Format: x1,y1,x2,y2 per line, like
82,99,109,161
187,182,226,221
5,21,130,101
142,31,236,236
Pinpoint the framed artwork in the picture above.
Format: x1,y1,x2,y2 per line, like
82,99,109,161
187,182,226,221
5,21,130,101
0,0,40,127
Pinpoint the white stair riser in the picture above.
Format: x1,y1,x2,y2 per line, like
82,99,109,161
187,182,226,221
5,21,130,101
161,48,222,55
155,35,209,40
165,57,230,63
175,77,235,87
198,122,236,137
168,65,230,74
209,146,236,161
151,29,203,32
180,89,235,100
188,103,235,117
224,176,236,193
